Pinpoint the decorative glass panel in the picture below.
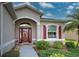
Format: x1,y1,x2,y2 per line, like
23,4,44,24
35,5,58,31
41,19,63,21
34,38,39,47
48,25,56,32
20,24,31,28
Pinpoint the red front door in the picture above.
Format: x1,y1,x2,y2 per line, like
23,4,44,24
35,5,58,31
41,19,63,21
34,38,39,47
19,28,32,43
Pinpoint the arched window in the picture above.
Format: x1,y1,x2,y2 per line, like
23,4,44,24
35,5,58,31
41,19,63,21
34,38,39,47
48,25,57,38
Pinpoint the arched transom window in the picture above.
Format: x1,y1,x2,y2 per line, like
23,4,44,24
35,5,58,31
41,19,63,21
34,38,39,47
20,23,31,28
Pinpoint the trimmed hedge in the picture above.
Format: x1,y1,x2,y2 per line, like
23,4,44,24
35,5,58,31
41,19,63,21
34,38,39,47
65,38,77,45
65,38,76,41
65,42,76,48
36,41,50,50
65,38,77,48
54,41,63,49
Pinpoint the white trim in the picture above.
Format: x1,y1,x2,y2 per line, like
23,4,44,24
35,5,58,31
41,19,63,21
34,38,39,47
44,38,65,41
57,25,59,39
38,38,65,41
46,24,58,39
1,3,3,56
13,16,39,24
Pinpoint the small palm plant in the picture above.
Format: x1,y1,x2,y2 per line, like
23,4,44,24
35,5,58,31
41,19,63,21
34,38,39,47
64,9,79,47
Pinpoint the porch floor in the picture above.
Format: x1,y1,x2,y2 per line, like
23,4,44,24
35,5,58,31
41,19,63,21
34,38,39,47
20,45,38,57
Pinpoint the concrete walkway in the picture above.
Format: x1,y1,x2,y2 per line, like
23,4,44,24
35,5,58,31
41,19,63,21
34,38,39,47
20,45,38,57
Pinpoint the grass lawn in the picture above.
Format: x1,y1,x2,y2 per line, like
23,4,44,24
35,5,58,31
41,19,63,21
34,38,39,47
3,48,19,57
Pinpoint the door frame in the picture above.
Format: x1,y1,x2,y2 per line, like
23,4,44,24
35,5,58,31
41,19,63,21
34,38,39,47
19,27,32,43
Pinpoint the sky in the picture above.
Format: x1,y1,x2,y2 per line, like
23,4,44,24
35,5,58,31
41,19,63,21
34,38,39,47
13,2,79,20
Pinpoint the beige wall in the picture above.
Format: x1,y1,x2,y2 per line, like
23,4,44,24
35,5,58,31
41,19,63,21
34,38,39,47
15,6,78,41
40,21,65,39
0,3,1,46
0,3,1,56
40,20,78,41
64,30,78,40
15,7,41,42
15,19,37,42
15,7,40,22
2,6,15,54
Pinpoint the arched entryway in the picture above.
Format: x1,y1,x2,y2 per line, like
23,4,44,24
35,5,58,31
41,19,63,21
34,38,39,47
15,18,38,43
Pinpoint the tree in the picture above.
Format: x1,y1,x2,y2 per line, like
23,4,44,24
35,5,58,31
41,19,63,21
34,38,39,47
64,9,79,47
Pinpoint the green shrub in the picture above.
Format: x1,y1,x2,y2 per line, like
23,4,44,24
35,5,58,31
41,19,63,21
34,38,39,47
65,38,76,42
38,48,79,57
65,48,79,57
38,48,65,57
38,50,51,57
36,41,50,50
65,38,77,47
65,42,76,48
69,48,79,52
53,41,63,49
50,53,64,57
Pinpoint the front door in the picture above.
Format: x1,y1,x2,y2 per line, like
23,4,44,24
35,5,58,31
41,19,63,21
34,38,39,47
19,28,32,43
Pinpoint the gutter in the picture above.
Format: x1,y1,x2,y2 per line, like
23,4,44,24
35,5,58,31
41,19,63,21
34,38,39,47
40,18,69,23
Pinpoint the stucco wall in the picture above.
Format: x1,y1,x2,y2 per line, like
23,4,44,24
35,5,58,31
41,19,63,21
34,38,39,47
15,19,37,42
0,3,1,45
2,6,15,54
0,3,1,56
15,7,40,22
64,30,78,40
40,21,65,40
40,21,78,41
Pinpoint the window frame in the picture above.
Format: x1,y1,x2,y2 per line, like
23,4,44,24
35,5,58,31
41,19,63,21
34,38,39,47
46,24,58,39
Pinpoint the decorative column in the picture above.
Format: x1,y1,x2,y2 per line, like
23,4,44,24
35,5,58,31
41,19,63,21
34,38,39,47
37,22,41,41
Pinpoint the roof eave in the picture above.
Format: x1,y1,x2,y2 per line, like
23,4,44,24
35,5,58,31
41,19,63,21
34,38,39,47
14,3,43,16
3,2,17,20
40,18,69,23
